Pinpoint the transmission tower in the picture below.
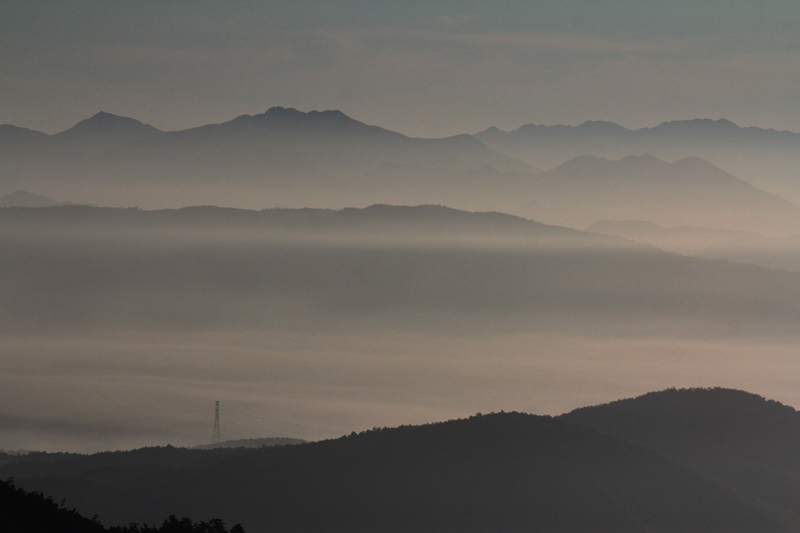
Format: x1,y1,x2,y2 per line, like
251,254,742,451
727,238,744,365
212,400,221,445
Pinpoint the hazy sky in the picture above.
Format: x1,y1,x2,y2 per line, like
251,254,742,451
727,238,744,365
2,1,800,137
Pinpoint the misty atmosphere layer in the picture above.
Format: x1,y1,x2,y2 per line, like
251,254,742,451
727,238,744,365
4,108,800,455
2,202,800,454
5,4,800,531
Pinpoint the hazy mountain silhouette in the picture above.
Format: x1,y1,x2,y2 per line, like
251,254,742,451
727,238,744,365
563,387,800,527
476,118,800,205
0,190,62,207
0,124,48,150
136,106,532,174
587,219,753,242
516,154,800,235
1,410,790,532
0,203,598,241
0,108,533,209
588,220,800,272
56,111,163,143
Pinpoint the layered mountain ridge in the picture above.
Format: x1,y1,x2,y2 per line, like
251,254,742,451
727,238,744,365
0,108,533,210
3,109,800,235
476,118,800,204
518,153,800,234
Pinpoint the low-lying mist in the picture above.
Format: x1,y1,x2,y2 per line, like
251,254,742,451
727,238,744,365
2,205,800,452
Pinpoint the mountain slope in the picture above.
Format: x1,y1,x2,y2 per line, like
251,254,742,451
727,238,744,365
0,478,105,533
55,111,163,143
1,413,789,532
562,388,800,527
144,106,532,173
0,108,533,209
517,154,800,235
586,220,800,272
476,118,800,204
0,190,62,207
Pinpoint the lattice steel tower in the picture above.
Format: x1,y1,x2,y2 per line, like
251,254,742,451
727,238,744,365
212,400,221,445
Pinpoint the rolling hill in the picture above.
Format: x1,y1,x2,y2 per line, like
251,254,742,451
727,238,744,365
563,387,800,527
1,409,790,532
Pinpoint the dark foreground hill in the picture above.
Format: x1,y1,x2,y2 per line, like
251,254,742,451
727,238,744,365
1,411,790,533
0,478,244,533
1,478,105,533
562,387,800,528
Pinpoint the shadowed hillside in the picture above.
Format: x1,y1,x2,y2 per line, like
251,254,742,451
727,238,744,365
1,412,788,532
563,388,800,527
0,478,105,533
0,478,244,533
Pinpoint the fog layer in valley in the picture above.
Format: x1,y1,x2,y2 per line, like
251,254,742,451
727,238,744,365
3,205,800,452
4,109,800,454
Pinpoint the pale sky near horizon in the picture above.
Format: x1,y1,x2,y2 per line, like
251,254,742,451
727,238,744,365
2,1,800,137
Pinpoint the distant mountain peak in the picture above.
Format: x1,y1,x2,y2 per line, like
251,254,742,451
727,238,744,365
58,111,161,138
619,154,666,164
0,190,61,207
576,120,628,132
265,106,347,116
651,118,742,132
259,106,358,124
671,155,721,171
224,106,376,134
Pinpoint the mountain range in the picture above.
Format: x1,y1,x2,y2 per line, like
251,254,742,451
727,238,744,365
518,154,800,234
2,388,799,532
0,108,533,211
587,219,800,272
4,109,800,236
476,118,800,205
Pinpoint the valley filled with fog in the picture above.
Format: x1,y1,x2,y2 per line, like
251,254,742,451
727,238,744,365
3,203,800,452
8,4,800,531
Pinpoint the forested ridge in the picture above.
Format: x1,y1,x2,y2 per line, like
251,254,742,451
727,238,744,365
0,478,244,533
4,393,799,532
